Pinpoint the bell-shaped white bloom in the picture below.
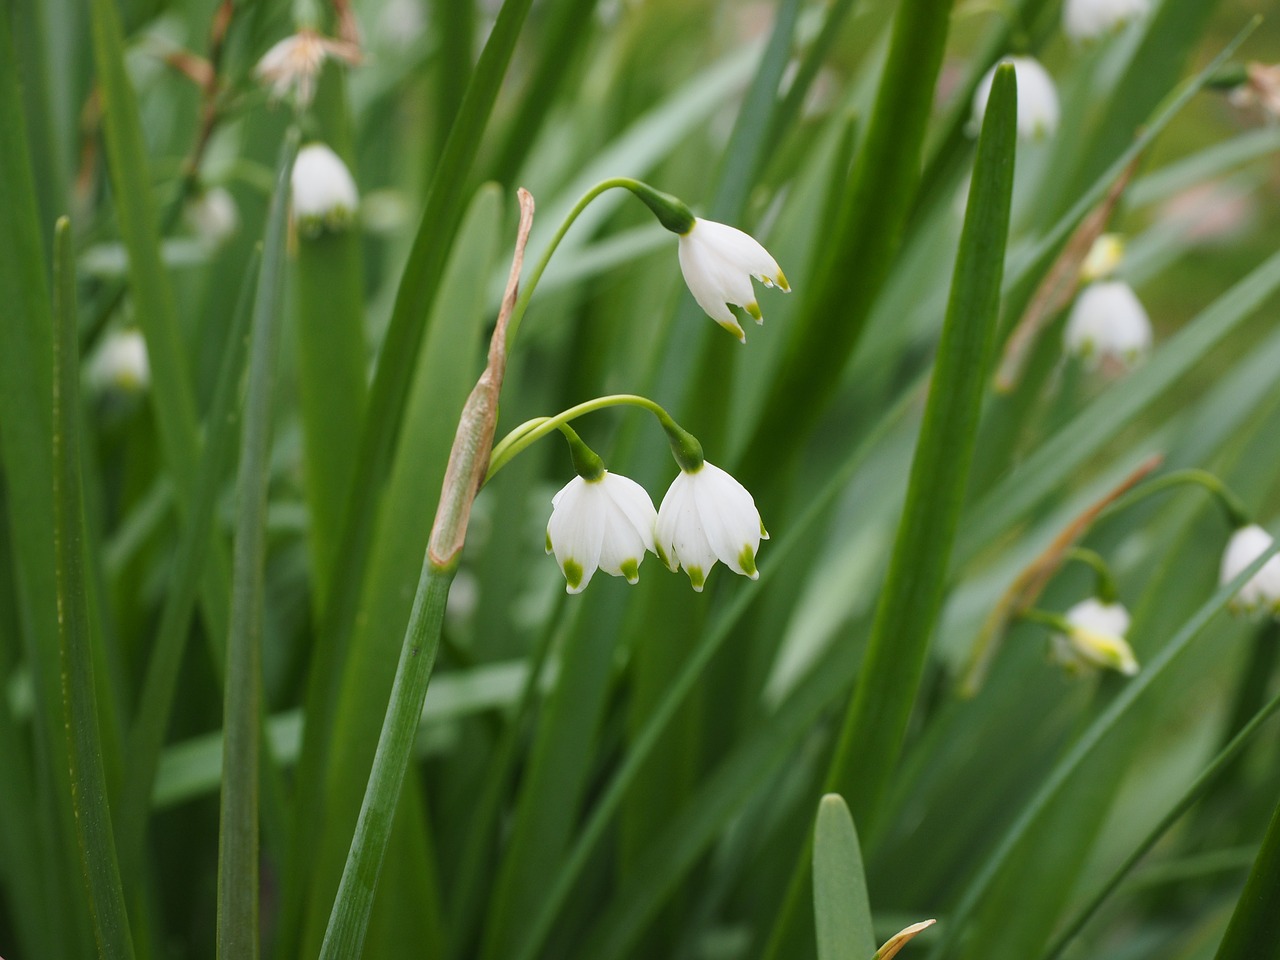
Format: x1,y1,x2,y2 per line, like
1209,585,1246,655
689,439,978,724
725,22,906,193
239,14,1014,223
1063,0,1150,42
185,186,239,247
88,329,150,394
973,57,1060,141
292,143,360,237
1063,281,1152,370
546,471,657,594
677,218,789,343
655,461,767,592
1051,599,1139,677
1220,524,1280,616
1080,233,1124,282
255,29,360,107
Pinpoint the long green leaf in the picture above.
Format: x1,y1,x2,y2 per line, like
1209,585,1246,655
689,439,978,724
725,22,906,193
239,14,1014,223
1213,791,1280,959
814,795,876,960
216,128,299,960
52,216,136,960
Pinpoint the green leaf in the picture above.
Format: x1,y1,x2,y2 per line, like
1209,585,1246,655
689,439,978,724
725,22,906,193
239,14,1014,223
814,795,876,960
52,217,137,960
216,128,300,960
1212,793,1280,959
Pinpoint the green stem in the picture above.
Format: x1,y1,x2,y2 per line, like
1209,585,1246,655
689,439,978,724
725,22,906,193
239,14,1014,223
486,393,696,481
1021,608,1075,634
1065,548,1120,604
1103,468,1252,529
505,177,691,350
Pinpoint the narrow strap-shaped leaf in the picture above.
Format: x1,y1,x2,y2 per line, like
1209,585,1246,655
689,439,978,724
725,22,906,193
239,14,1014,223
116,251,261,883
1213,790,1280,959
739,0,953,492
762,63,1017,960
216,128,299,960
814,795,876,960
52,217,137,960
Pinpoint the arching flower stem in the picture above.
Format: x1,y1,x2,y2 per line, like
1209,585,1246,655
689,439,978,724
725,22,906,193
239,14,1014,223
505,177,693,351
1102,468,1252,529
1064,547,1120,604
486,393,699,482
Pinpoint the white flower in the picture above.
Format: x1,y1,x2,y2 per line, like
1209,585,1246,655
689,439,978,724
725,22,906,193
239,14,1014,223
1229,63,1280,120
972,57,1060,141
1220,524,1280,616
546,471,658,594
1063,0,1150,42
292,143,360,236
677,218,790,343
655,461,767,592
88,329,150,394
1063,281,1152,370
254,29,360,107
1079,233,1124,282
1051,599,1139,676
185,186,239,247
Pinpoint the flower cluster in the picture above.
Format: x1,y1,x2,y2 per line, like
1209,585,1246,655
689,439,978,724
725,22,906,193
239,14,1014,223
546,457,766,595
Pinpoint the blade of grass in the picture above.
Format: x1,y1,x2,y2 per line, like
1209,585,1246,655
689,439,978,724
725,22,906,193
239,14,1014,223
1042,685,1280,960
1212,791,1280,960
814,795,877,960
927,539,1280,959
52,216,137,960
115,250,261,883
290,0,535,905
216,127,299,960
0,15,94,955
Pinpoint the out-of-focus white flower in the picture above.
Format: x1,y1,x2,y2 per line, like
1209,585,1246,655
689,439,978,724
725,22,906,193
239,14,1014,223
677,218,790,343
291,143,359,236
1229,63,1280,120
254,29,360,107
1079,233,1124,282
546,471,657,594
376,0,426,49
88,329,150,394
655,461,767,592
1063,280,1152,370
1220,524,1280,616
973,56,1059,140
1051,599,1139,676
185,186,239,247
1063,0,1150,42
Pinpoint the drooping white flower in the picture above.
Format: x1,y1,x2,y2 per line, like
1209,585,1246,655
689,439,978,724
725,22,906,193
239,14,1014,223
1063,280,1152,370
254,29,360,107
185,186,239,247
973,57,1060,141
1063,0,1150,42
655,461,767,592
677,218,790,343
1220,524,1280,616
1051,599,1139,676
292,143,360,236
88,329,150,394
546,471,658,594
1079,233,1124,282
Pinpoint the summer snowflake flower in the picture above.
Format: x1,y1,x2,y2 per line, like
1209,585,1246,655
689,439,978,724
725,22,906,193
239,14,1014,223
1063,0,1150,42
655,462,767,592
88,329,150,394
1052,599,1139,677
677,218,790,343
292,143,360,236
255,29,360,107
973,57,1060,140
1063,281,1152,370
1220,524,1280,616
546,471,658,594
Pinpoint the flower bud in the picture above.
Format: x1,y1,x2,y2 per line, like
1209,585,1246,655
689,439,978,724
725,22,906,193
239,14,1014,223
292,143,360,237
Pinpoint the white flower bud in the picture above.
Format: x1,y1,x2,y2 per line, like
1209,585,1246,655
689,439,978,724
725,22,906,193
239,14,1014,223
546,471,658,594
1051,599,1139,677
1220,524,1280,616
291,143,360,237
1063,0,1150,42
1063,281,1152,370
88,329,150,394
973,57,1060,141
677,218,789,343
